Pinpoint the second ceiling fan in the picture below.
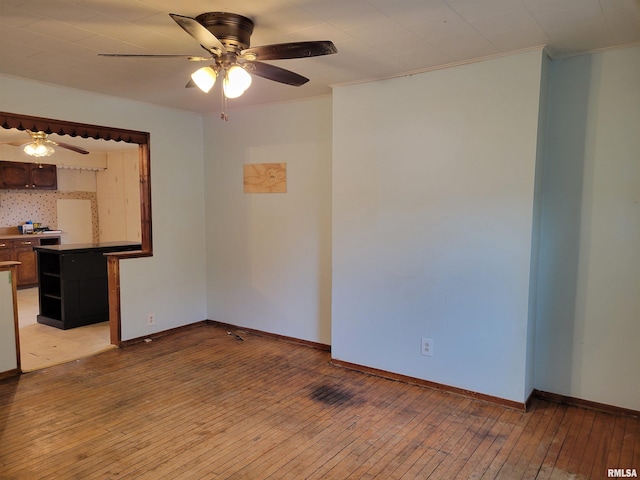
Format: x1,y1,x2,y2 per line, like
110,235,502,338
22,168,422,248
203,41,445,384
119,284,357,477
100,11,337,103
2,130,89,158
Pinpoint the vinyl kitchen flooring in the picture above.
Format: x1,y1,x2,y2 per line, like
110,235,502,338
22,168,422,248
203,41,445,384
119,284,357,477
17,287,113,372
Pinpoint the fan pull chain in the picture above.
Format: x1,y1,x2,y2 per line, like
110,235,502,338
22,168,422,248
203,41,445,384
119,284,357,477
220,76,229,121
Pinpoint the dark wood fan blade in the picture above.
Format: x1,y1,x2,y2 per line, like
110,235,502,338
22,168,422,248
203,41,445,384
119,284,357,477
169,13,226,55
98,54,210,61
241,41,337,61
185,78,196,88
248,61,309,87
50,141,89,155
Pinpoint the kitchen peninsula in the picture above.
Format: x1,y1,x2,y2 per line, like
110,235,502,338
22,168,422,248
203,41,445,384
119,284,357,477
34,241,141,330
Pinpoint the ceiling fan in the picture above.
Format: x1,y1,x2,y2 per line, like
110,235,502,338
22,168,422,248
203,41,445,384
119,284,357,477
2,130,89,158
99,12,337,117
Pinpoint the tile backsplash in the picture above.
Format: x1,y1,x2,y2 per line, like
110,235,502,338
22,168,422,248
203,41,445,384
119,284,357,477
0,190,99,242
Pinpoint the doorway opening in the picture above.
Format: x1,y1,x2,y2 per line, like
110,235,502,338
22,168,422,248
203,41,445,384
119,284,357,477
0,111,152,372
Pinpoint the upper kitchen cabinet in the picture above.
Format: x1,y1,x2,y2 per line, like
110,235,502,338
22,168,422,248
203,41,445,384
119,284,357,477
0,161,57,190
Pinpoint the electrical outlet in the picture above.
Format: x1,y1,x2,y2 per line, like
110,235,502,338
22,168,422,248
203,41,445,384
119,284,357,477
147,313,155,326
421,337,433,357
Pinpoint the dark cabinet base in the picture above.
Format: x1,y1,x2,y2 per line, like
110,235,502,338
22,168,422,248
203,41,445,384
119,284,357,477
37,312,107,330
35,242,141,330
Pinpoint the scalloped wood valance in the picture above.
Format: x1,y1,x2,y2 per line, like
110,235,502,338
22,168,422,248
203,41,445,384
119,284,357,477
0,111,149,145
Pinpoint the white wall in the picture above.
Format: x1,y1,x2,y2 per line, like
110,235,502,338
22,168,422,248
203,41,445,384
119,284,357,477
535,45,640,411
204,97,333,344
0,269,17,373
0,74,208,340
332,50,545,403
525,53,551,399
57,169,97,192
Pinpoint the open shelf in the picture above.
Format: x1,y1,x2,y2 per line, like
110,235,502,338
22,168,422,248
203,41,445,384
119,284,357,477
36,251,63,324
34,242,141,330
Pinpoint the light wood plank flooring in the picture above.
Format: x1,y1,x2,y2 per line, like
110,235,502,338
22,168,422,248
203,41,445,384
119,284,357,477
0,324,637,479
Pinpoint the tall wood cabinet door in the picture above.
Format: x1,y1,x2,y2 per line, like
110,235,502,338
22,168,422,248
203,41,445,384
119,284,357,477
29,164,57,189
0,162,30,189
96,153,127,242
123,150,142,242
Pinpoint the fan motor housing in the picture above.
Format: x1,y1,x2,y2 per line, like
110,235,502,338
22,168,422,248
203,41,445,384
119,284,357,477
196,12,254,52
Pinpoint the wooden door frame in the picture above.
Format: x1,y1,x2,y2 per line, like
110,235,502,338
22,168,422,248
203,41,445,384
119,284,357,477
0,111,152,351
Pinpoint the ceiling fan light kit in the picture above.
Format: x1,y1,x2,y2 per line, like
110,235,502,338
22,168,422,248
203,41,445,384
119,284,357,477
24,140,55,158
223,65,252,98
191,66,217,93
99,11,337,119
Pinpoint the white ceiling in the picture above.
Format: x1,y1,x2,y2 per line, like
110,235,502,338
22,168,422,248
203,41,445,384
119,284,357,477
1,0,639,115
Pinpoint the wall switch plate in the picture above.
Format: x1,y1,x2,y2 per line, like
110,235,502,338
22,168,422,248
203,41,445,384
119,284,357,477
147,313,155,326
421,337,433,357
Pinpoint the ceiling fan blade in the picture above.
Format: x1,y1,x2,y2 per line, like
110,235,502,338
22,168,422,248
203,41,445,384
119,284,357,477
248,61,309,87
50,141,90,155
241,41,337,61
169,13,227,56
185,78,196,88
98,53,210,61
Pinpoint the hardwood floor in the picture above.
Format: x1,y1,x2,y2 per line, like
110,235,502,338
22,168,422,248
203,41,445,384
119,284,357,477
0,324,637,479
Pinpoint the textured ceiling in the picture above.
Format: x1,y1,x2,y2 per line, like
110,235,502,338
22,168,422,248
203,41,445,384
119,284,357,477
0,0,639,115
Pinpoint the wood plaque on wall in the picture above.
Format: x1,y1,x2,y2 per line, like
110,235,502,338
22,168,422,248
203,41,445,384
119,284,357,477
243,163,287,193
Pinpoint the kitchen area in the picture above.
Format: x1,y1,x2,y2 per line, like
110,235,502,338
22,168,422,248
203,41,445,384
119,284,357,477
0,129,142,371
